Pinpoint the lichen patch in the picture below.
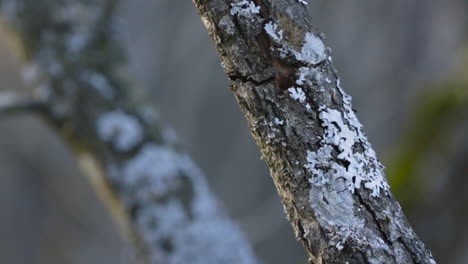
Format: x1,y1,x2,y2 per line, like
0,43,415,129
304,80,389,197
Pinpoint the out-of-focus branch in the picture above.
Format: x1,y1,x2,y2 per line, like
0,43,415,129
0,91,46,115
192,0,435,263
0,1,257,263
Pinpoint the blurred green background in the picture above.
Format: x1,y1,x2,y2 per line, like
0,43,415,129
0,1,467,263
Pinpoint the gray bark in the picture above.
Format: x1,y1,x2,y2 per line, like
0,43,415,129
191,0,436,263
0,1,257,263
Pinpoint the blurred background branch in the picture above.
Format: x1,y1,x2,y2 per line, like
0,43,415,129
0,0,256,263
0,91,46,115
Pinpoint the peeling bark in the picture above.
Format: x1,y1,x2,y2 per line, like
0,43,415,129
0,1,257,263
192,0,436,263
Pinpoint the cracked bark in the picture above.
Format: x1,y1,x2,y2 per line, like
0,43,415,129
192,0,436,263
0,1,257,263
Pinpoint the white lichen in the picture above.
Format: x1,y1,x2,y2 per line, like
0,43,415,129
121,144,180,200
308,176,365,250
97,111,143,152
86,72,115,99
263,24,328,65
296,67,326,87
264,21,283,42
288,87,306,103
166,216,257,264
298,0,309,5
295,67,309,86
230,0,260,17
67,32,88,53
305,146,334,186
219,16,236,35
274,118,284,125
288,87,312,110
294,32,327,65
115,145,257,264
304,95,389,196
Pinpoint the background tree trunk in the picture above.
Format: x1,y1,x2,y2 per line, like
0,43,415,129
0,0,257,263
192,0,436,263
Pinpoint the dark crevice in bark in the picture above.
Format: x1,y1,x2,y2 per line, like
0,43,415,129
228,73,275,86
355,191,400,264
398,236,419,264
355,191,393,245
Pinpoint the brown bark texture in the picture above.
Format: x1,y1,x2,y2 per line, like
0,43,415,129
191,0,436,263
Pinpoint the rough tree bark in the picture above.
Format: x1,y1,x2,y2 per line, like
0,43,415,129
0,1,257,263
192,0,436,263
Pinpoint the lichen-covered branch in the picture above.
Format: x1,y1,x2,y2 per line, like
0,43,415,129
0,91,46,115
191,0,436,263
0,1,257,263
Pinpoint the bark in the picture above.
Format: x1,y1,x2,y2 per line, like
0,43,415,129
0,1,257,263
191,0,436,263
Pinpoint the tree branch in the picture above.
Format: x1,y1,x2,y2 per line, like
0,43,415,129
0,1,257,263
191,0,436,263
0,91,46,115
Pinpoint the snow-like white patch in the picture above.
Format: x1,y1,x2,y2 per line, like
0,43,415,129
305,145,334,186
122,144,179,194
294,32,327,65
274,118,284,125
288,87,312,110
86,72,115,99
264,21,283,42
295,67,309,85
166,215,257,264
288,87,306,103
230,0,260,17
308,176,364,250
67,32,87,53
116,145,257,264
295,67,325,87
304,84,389,196
298,0,309,5
97,111,143,152
137,199,187,244
263,24,328,65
